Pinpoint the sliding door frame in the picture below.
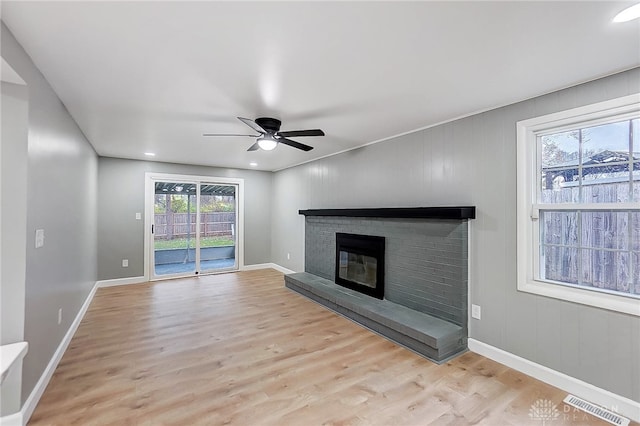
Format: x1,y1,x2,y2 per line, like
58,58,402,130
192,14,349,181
144,172,245,281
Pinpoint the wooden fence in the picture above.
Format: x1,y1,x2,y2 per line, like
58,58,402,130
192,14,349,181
154,212,235,239
541,184,639,294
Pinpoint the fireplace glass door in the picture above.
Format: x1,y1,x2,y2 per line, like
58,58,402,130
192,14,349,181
335,233,385,299
338,252,378,288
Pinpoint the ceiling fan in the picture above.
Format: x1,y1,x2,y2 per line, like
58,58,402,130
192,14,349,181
203,117,324,152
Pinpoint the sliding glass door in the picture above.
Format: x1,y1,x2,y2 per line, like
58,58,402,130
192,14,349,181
199,183,237,273
151,179,238,279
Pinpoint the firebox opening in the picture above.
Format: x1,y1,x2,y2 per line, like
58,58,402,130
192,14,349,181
335,233,385,299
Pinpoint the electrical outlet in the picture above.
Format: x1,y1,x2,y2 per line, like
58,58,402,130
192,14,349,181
58,308,62,325
135,212,141,220
35,229,45,248
287,253,291,260
471,304,481,320
122,259,129,267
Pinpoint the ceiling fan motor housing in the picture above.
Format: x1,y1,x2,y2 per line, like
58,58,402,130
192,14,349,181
255,117,282,133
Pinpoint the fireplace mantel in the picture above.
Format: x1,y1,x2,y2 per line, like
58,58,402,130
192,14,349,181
298,206,475,220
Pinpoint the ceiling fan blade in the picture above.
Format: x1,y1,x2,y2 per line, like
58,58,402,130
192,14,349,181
277,129,325,138
203,133,259,137
247,142,260,151
237,117,266,134
278,137,314,151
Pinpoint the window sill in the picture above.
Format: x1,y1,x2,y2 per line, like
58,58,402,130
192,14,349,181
518,279,640,316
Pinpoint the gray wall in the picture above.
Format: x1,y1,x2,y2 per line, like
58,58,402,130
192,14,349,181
271,68,640,402
97,157,273,280
1,22,99,404
0,81,28,346
0,79,28,416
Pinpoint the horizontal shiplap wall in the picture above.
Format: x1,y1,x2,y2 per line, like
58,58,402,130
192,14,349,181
305,217,468,326
271,67,640,402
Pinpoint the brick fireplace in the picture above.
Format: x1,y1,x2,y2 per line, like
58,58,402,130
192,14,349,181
285,207,475,362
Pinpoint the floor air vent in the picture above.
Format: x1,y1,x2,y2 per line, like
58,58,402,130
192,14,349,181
563,395,629,426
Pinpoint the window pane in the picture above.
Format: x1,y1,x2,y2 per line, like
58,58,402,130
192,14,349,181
541,211,578,246
632,119,639,201
540,120,635,203
632,212,640,252
615,252,632,294
581,249,618,291
580,121,632,202
540,186,579,203
541,131,579,168
581,211,629,250
581,250,632,294
581,179,630,203
541,132,579,195
543,246,578,284
582,120,630,157
632,252,640,294
633,162,640,202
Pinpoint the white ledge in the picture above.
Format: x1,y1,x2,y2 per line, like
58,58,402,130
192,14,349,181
0,342,28,384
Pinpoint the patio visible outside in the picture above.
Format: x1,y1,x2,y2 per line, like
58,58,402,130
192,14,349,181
154,182,236,276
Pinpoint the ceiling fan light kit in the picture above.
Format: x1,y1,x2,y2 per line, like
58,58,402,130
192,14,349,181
257,135,278,151
204,117,324,152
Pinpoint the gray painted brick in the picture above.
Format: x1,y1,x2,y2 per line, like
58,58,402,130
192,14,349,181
304,216,468,327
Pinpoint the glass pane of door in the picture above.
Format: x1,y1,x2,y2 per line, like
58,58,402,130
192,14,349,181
199,183,237,273
153,181,198,277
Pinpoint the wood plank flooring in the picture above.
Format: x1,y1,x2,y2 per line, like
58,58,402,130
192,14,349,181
30,269,625,425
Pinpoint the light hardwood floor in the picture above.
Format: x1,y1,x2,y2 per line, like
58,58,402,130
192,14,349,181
30,269,624,425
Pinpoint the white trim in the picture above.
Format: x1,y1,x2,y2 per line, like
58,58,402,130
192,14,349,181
144,172,245,281
22,282,98,425
519,280,640,317
517,94,640,131
144,174,153,283
516,93,640,316
96,276,147,288
468,339,640,423
0,342,28,387
0,412,22,426
241,263,296,275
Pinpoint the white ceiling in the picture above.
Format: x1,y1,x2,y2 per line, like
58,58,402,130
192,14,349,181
2,1,639,172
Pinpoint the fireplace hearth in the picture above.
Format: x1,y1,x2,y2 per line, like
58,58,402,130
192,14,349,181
335,233,385,299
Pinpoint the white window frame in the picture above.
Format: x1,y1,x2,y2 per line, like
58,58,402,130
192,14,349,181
516,94,640,316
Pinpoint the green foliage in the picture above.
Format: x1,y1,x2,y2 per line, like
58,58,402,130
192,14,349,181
154,194,234,213
154,236,234,250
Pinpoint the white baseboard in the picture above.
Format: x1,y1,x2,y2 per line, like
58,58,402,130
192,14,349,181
96,276,147,288
21,282,98,425
468,338,640,423
241,263,296,275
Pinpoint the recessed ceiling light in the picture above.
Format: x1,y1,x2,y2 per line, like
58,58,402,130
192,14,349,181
613,3,640,22
144,152,156,156
249,162,258,167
